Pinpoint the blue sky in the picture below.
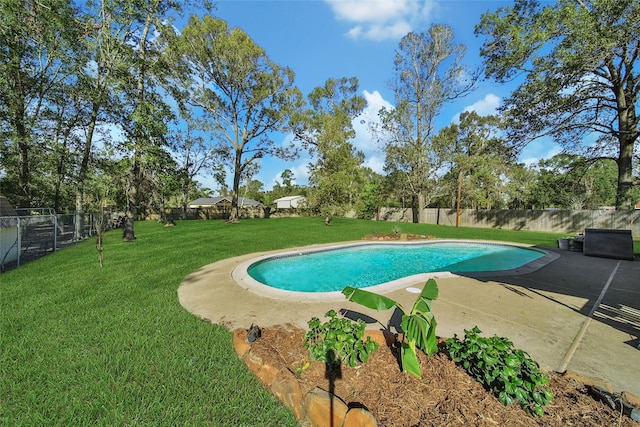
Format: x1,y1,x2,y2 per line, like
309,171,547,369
191,0,560,192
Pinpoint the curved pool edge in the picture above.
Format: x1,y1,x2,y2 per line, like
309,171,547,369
231,239,560,301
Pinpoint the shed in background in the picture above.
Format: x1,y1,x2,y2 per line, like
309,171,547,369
273,195,306,209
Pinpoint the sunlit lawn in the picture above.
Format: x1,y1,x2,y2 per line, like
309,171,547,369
1,217,632,424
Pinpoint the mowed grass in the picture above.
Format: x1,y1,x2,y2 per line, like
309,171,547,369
0,217,627,425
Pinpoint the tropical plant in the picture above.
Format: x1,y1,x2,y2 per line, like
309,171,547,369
303,310,379,369
342,279,439,378
445,326,553,416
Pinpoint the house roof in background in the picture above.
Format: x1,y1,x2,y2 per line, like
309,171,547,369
189,197,263,207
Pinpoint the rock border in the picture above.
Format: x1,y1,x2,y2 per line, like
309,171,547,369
233,327,383,427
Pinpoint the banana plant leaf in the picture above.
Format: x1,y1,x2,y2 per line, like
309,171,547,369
342,286,399,311
401,341,422,379
420,279,439,300
425,316,438,355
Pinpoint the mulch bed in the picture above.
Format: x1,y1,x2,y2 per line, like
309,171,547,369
248,325,637,426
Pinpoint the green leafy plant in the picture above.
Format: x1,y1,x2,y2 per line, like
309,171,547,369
342,279,439,378
445,326,553,416
303,310,379,368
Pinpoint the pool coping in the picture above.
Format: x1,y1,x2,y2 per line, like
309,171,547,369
231,239,560,302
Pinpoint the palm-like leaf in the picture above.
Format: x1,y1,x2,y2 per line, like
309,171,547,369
342,286,400,311
420,279,439,299
401,341,422,378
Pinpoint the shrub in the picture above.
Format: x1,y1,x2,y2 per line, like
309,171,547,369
445,326,553,416
303,310,379,368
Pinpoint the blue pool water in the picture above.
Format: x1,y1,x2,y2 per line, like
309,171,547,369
247,242,544,292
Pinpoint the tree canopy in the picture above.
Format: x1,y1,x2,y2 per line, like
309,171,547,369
435,112,515,210
476,0,640,208
0,0,83,207
377,25,477,222
166,15,302,222
293,77,367,224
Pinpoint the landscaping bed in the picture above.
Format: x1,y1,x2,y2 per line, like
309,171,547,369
241,325,638,426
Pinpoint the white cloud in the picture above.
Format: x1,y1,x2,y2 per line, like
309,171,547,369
364,89,394,112
352,90,393,157
269,161,310,189
464,93,501,116
521,142,562,167
327,0,413,23
451,93,501,123
346,26,363,39
356,20,413,41
363,155,385,174
325,0,435,41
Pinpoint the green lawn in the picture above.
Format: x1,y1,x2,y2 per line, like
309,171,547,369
0,217,633,425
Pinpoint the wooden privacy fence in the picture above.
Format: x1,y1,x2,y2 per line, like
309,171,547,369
379,208,640,235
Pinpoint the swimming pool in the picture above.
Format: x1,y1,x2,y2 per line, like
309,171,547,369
243,241,547,293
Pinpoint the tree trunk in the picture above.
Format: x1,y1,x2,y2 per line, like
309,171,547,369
612,66,638,209
615,122,636,209
456,170,463,227
123,208,137,241
123,156,139,241
182,196,188,221
13,104,30,208
417,191,427,223
411,194,418,223
228,150,243,222
122,10,154,240
616,136,634,209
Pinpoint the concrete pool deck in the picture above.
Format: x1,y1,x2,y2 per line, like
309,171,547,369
178,241,640,396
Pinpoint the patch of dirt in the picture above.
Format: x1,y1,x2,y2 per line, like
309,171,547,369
249,325,636,426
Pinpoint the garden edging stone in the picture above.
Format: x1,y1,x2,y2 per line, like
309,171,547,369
233,327,378,427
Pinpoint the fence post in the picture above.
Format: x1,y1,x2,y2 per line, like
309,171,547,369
53,214,58,252
16,217,21,267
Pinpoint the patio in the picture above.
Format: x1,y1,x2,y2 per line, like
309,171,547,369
178,242,640,396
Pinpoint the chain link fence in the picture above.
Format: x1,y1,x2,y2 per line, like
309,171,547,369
1,210,120,272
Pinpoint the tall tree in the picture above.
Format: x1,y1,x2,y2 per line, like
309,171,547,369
166,16,302,222
0,0,82,207
435,112,515,212
107,0,180,240
504,163,538,209
377,25,477,223
238,179,264,203
279,169,295,193
46,82,86,212
294,77,367,224
172,120,215,219
74,0,139,215
476,0,640,208
529,154,618,209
